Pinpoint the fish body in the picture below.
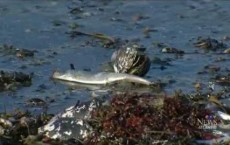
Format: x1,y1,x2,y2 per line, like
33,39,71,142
52,70,152,85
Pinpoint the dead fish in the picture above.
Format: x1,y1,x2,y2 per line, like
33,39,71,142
217,111,230,121
224,48,230,54
52,70,152,85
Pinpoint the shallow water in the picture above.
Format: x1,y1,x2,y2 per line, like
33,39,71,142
0,0,230,113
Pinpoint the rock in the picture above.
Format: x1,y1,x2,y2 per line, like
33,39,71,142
39,99,100,140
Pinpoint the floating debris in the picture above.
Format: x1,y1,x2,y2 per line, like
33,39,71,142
51,20,66,27
68,22,81,30
0,44,18,56
194,37,227,51
197,65,221,75
214,75,230,86
25,98,47,107
132,14,149,22
153,42,169,48
204,65,221,73
151,57,171,65
0,44,35,58
0,70,32,91
16,49,35,58
66,30,121,49
143,27,157,38
69,7,83,15
67,30,115,44
161,47,184,54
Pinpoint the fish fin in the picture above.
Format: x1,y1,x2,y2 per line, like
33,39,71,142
70,63,75,70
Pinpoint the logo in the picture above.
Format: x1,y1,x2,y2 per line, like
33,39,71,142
197,114,218,130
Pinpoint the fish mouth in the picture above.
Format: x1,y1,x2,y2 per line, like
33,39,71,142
52,70,62,79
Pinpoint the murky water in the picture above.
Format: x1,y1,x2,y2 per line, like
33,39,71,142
0,0,230,114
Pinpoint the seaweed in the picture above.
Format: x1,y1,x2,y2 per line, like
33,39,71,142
0,70,32,91
83,93,217,145
0,92,228,145
194,37,227,51
0,109,53,145
67,30,115,44
0,44,35,58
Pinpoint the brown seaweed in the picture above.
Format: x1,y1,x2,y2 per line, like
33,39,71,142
84,93,218,145
194,37,227,51
0,44,35,58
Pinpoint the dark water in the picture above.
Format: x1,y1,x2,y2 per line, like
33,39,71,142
0,0,230,113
